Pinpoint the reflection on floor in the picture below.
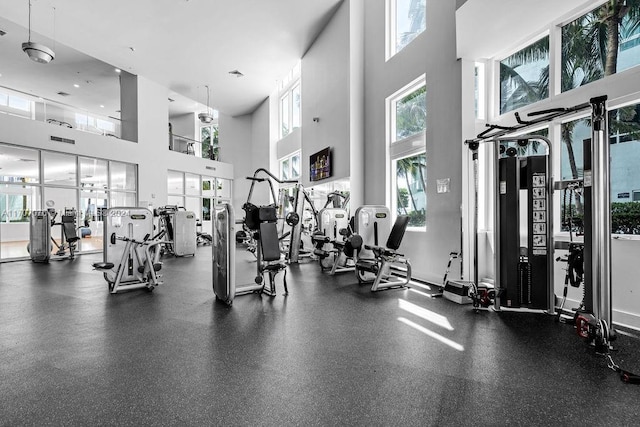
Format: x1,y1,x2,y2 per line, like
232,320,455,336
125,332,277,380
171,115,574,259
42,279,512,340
0,246,639,425
0,237,103,259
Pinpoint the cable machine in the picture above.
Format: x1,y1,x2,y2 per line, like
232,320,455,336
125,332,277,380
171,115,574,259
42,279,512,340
465,95,614,349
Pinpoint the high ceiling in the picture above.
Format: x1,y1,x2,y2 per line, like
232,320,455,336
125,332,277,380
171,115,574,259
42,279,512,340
0,0,343,118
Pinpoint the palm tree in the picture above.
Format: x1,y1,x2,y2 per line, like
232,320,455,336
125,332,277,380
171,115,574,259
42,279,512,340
397,158,418,212
601,0,640,75
500,37,549,114
562,0,640,91
396,86,426,140
397,155,426,213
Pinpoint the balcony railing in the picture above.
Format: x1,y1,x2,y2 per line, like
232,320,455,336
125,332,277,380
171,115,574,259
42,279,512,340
0,85,122,139
168,133,218,160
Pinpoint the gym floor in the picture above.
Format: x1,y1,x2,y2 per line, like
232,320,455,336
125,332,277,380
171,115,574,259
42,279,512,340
1,246,639,426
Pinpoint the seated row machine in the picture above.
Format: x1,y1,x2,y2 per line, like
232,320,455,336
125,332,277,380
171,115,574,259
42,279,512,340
92,207,166,294
29,208,80,262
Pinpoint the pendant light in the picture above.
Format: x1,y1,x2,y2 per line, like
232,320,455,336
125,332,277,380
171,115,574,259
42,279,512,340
22,0,55,64
198,85,214,124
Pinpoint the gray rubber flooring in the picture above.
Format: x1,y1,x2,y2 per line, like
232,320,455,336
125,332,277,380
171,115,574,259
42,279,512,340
1,245,639,426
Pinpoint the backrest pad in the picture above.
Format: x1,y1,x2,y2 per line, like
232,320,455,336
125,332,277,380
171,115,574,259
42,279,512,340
386,215,409,251
259,222,281,262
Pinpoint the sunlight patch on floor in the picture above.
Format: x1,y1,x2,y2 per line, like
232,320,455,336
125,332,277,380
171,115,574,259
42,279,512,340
398,299,453,330
397,317,465,352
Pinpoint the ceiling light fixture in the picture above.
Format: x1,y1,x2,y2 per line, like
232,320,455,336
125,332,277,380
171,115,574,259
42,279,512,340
114,68,121,73
22,0,55,64
198,85,214,124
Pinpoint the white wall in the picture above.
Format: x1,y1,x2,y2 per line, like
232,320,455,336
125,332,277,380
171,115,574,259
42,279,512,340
276,129,301,160
170,112,197,140
301,0,351,187
219,112,255,217
363,0,463,284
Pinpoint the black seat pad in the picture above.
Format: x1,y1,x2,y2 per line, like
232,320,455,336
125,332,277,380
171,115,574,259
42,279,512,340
93,262,114,270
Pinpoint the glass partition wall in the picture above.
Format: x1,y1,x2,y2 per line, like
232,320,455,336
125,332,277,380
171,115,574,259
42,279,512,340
0,143,137,261
167,170,232,236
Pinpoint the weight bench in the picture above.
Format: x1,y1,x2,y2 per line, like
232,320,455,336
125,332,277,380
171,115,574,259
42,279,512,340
355,215,412,291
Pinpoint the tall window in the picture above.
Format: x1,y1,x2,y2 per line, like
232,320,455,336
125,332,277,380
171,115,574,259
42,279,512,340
562,1,640,93
201,124,219,161
279,151,301,181
499,36,549,114
280,83,301,139
388,76,427,228
474,62,486,120
281,93,290,138
394,153,427,227
387,0,426,59
278,62,301,140
560,101,640,235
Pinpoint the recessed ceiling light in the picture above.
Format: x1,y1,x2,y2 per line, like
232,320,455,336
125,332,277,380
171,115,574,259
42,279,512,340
73,84,80,88
100,105,104,108
115,68,121,73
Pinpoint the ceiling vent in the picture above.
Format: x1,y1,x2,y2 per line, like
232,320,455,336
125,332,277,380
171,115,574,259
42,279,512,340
0,29,7,36
57,91,70,96
50,135,75,144
168,97,175,102
228,70,244,77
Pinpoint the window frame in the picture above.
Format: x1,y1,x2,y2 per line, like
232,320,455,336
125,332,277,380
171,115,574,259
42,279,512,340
278,62,301,140
386,0,427,61
497,32,550,116
387,75,427,231
279,151,301,182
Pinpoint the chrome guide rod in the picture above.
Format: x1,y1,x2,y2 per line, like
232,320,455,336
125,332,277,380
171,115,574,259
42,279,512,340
590,95,612,334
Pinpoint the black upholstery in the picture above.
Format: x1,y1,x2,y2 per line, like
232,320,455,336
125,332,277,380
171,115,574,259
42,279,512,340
259,222,282,262
386,215,409,251
62,222,80,243
92,262,114,270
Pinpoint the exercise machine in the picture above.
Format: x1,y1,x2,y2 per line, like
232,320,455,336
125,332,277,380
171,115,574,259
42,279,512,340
311,207,350,271
155,205,197,256
212,203,235,305
465,96,620,356
212,202,289,304
244,168,303,260
554,180,585,322
92,207,166,294
196,218,213,246
355,214,411,291
28,208,79,262
285,183,320,263
498,135,554,311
